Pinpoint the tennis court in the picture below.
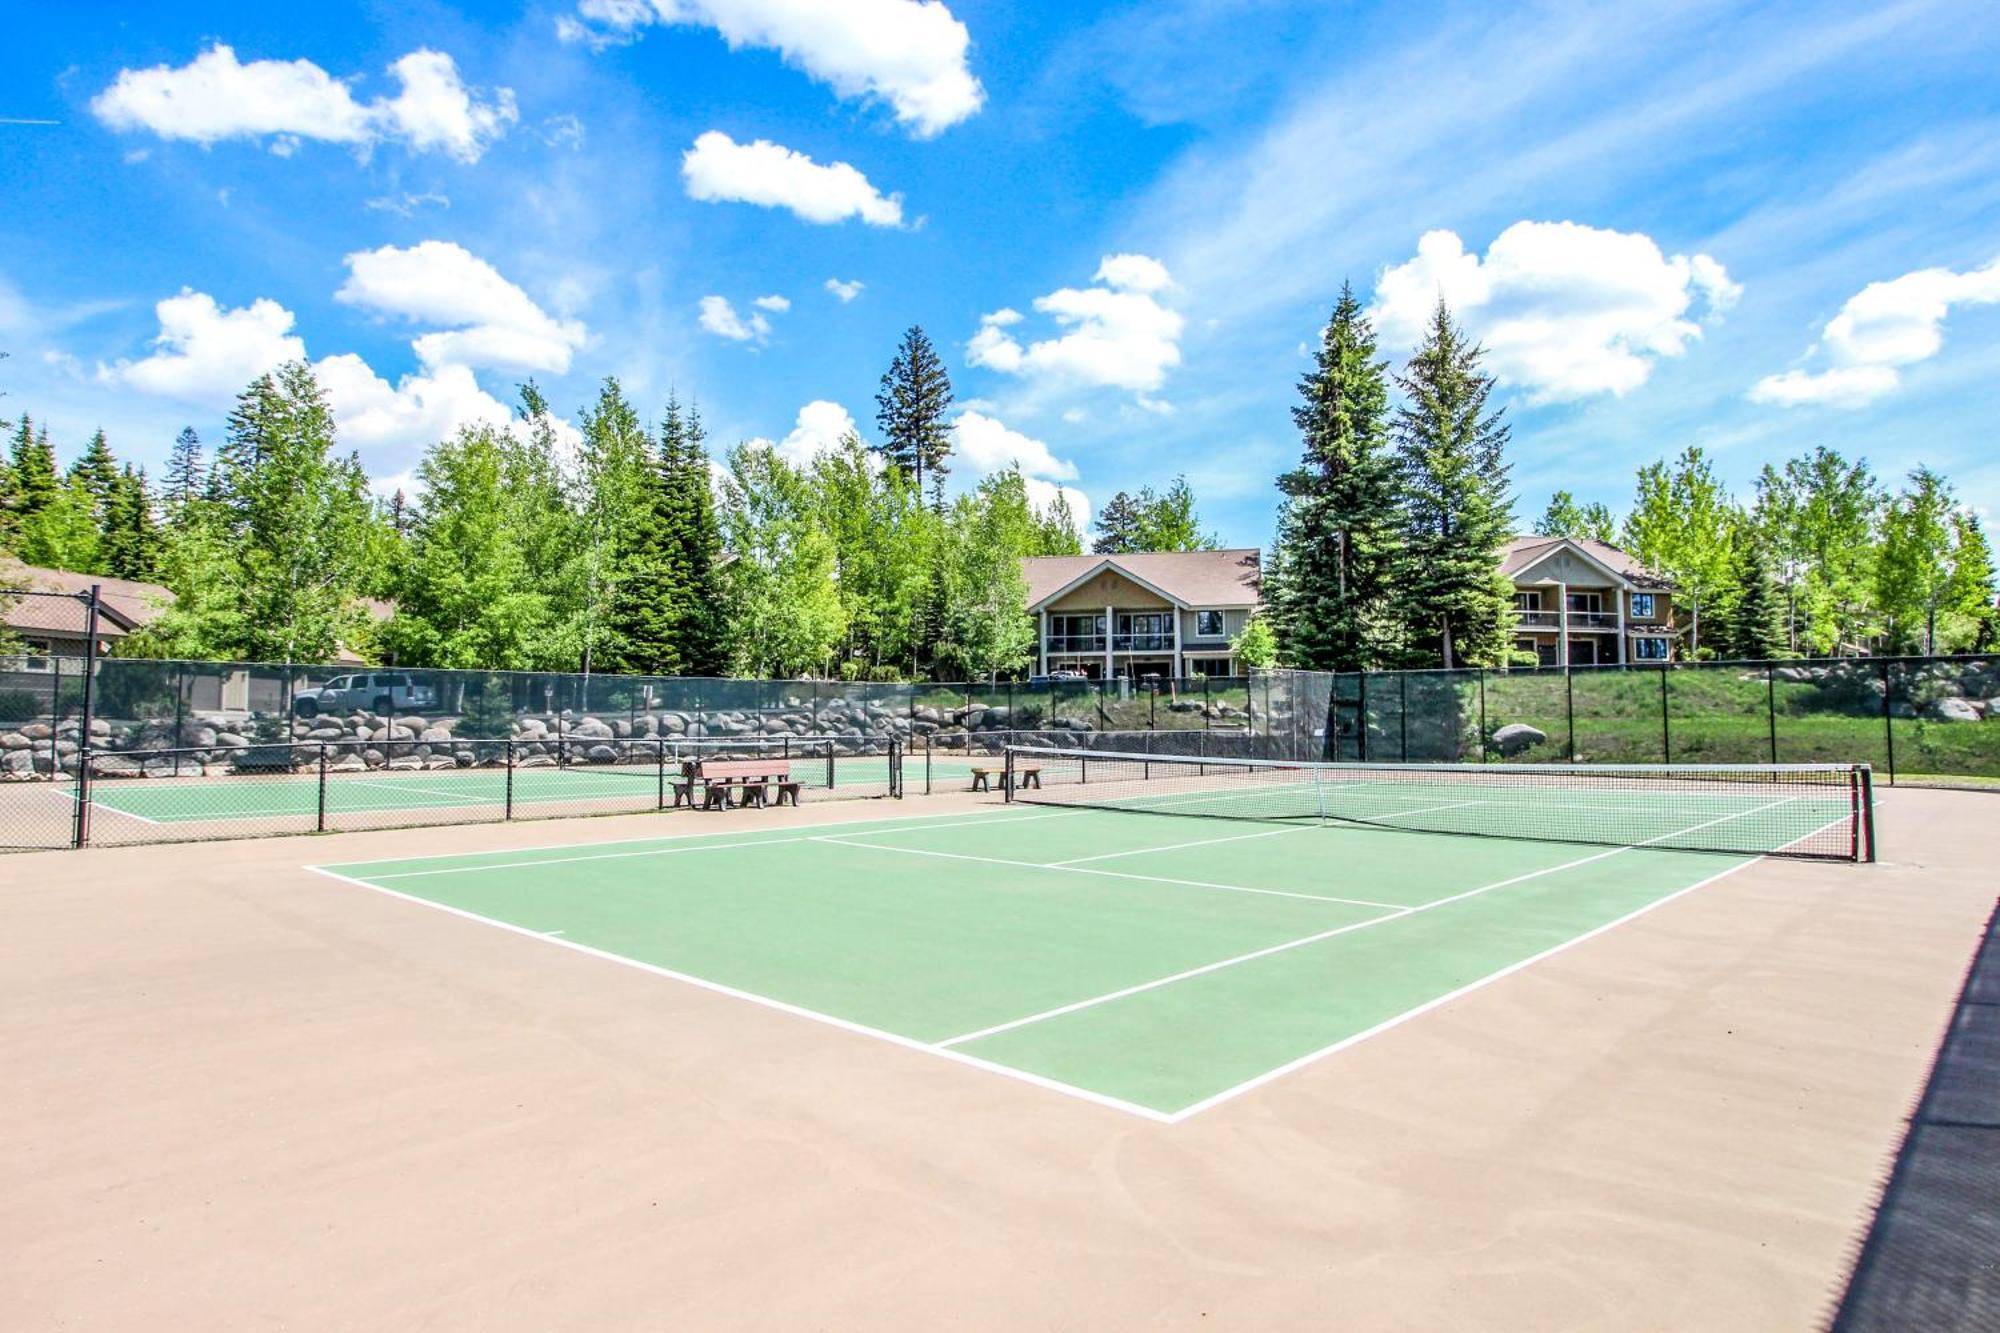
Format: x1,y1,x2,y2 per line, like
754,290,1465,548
312,752,1868,1119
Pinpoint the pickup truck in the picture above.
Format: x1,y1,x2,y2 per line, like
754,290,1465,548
292,672,440,718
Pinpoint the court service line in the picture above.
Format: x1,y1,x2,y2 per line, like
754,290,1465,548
54,786,166,826
1038,799,1488,867
810,835,1408,911
303,865,1176,1124
932,795,1802,1049
1165,801,1858,1121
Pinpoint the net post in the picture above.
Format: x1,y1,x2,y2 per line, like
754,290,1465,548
1477,668,1488,763
1002,748,1015,802
924,732,933,796
317,744,329,833
1564,668,1576,762
1858,765,1876,863
1880,659,1896,785
890,740,903,799
504,739,516,820
72,585,101,849
1398,672,1408,762
825,741,835,791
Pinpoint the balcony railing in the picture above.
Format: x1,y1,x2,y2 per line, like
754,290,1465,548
1512,610,1622,630
1046,634,1105,653
1113,633,1174,652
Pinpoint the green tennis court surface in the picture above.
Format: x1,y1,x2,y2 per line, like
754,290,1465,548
80,755,987,824
312,803,1786,1120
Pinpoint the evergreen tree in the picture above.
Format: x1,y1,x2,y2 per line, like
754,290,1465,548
873,326,955,509
164,428,205,510
9,414,59,518
1536,490,1616,543
12,480,102,572
1132,477,1220,551
100,465,162,581
659,398,730,675
1951,512,2000,651
1726,538,1786,660
66,429,119,521
1091,490,1145,553
387,489,414,539
1392,300,1515,668
1267,283,1402,670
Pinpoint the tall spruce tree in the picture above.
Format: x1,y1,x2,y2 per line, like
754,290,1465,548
164,428,205,510
10,415,59,518
874,326,955,509
1267,283,1402,670
1392,300,1515,668
1091,491,1144,553
575,377,654,674
1727,539,1786,660
659,398,730,675
101,464,162,581
67,429,119,521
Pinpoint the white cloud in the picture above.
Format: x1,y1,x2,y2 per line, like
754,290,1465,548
335,241,586,374
698,294,770,342
824,277,865,303
99,289,306,401
364,191,451,218
565,0,983,137
1750,256,2000,408
1370,221,1739,403
752,294,790,312
1023,477,1091,530
314,356,518,455
952,409,1078,481
91,44,516,162
967,255,1184,394
681,131,903,226
750,399,861,467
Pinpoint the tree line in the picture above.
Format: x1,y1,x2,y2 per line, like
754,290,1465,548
2,326,1222,679
1264,284,1997,671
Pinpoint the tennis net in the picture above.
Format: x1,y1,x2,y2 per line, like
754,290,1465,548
1002,746,1873,861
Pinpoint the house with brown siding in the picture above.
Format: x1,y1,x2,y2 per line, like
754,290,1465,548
1501,536,1680,665
1021,549,1263,679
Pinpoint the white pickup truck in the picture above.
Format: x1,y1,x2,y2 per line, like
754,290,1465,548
292,672,440,718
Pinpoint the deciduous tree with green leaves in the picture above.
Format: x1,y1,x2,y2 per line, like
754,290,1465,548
1621,447,1737,655
1536,490,1617,543
719,443,847,677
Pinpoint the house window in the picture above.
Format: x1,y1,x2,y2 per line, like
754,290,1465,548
1633,637,1669,661
1630,593,1654,619
16,638,54,672
1195,610,1224,638
1049,614,1104,651
1512,591,1541,611
1565,591,1603,613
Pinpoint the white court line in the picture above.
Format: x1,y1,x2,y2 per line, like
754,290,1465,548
810,835,1407,911
48,785,167,826
303,865,1175,1125
355,812,1072,880
931,794,1803,1050
1163,801,1859,1122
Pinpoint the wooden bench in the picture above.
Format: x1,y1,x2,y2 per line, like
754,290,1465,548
970,764,1040,793
682,758,799,810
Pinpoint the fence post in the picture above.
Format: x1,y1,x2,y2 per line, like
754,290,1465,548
1564,668,1576,763
505,739,516,819
1478,668,1488,762
1881,659,1896,785
72,586,101,848
317,744,329,833
1357,672,1369,761
1659,667,1671,764
656,737,666,811
1766,665,1778,764
1399,672,1409,762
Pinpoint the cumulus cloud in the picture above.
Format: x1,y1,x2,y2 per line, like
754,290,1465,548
953,409,1079,482
91,44,516,162
336,241,586,373
1370,221,1740,403
1750,257,2000,408
698,294,770,342
752,294,790,312
98,246,587,473
966,255,1184,395
99,290,307,401
824,277,865,303
563,0,983,137
749,399,862,467
681,130,903,226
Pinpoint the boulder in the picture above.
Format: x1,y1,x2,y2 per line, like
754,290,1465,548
586,744,620,763
517,754,556,768
20,723,53,741
214,732,249,748
1925,696,1982,723
307,726,346,742
1491,723,1548,757
330,754,368,773
4,750,39,776
386,755,424,771
1,732,29,750
419,726,452,743
570,717,614,739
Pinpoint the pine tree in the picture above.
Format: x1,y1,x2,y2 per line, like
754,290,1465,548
9,414,59,518
1091,491,1144,553
575,377,655,674
1392,300,1515,668
1267,283,1403,671
874,326,955,509
164,428,205,510
1728,539,1786,660
387,489,414,539
67,429,119,521
101,465,162,581
660,398,729,675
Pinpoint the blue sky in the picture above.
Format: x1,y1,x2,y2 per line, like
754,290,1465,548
3,0,1998,548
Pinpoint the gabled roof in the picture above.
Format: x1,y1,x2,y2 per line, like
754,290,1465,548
1023,549,1263,611
0,561,175,638
1501,535,1676,591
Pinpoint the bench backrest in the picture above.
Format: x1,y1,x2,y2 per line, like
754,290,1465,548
697,758,789,780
